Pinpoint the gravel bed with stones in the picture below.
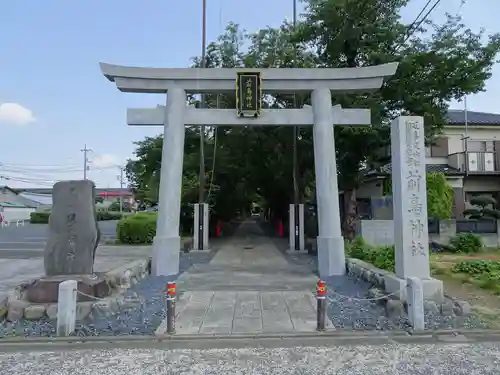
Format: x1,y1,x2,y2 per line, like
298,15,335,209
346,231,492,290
0,251,216,338
4,343,500,374
288,253,488,331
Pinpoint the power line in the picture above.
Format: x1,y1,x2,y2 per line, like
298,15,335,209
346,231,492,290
395,0,442,51
404,0,433,39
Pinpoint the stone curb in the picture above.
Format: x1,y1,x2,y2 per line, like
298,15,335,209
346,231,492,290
2,329,500,352
345,258,472,319
0,258,151,322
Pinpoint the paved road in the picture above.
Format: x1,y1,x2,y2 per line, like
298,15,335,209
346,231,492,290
2,342,500,374
0,220,118,251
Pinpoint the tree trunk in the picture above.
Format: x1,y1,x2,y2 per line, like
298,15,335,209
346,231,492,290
342,188,358,241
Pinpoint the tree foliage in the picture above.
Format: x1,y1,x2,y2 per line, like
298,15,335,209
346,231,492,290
426,172,453,219
383,172,454,219
464,196,500,220
125,0,500,228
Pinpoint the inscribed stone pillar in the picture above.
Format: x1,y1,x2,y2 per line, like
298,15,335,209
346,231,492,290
384,116,443,301
311,88,345,277
152,86,186,276
44,180,99,276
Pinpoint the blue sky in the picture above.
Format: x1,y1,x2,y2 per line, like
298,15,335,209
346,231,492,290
0,0,498,188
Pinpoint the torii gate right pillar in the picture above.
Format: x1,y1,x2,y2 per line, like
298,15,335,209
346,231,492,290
312,88,345,277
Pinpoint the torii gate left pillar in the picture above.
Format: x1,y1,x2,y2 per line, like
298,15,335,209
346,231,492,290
100,62,398,277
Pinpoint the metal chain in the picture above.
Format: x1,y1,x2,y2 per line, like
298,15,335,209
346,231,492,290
74,289,149,304
74,289,109,301
327,288,403,302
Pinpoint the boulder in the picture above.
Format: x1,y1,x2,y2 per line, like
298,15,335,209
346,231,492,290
44,180,99,276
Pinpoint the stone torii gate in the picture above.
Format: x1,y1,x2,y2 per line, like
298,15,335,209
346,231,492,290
100,62,398,278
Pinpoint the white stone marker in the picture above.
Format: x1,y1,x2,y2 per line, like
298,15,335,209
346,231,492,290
288,203,306,253
56,280,77,336
406,276,425,331
384,116,443,301
193,203,209,250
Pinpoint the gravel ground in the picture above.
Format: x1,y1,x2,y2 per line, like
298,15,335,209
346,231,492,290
2,343,500,374
0,251,216,338
287,253,488,332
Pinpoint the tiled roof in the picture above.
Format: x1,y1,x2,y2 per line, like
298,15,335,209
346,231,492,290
365,163,464,177
446,110,500,125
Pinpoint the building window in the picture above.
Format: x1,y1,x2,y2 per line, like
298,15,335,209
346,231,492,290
467,140,494,152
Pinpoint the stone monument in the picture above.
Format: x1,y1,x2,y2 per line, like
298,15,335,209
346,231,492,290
25,180,110,303
383,116,444,302
44,180,99,275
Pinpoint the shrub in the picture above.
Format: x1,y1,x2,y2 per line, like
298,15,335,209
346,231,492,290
449,233,483,253
30,211,123,224
452,260,500,291
30,212,50,224
346,237,395,272
96,211,123,221
453,259,500,276
117,213,157,244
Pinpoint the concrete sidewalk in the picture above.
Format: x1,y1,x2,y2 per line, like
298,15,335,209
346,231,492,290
158,220,333,335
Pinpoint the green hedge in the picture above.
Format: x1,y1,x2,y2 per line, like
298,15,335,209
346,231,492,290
30,211,123,224
117,213,157,244
96,211,123,221
30,212,51,224
346,237,395,272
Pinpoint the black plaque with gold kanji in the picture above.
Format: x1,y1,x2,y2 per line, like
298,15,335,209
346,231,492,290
236,72,262,117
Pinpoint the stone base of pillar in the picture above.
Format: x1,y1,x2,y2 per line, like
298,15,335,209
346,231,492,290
317,236,346,278
384,274,444,303
152,235,180,277
193,203,209,251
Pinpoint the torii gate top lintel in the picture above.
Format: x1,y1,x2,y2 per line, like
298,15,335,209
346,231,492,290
99,62,398,94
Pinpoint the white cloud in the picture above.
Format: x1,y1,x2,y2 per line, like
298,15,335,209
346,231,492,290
0,102,36,125
92,154,120,168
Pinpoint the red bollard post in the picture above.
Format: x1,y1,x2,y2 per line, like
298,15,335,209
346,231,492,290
278,220,284,237
316,280,327,331
165,282,176,334
216,221,221,237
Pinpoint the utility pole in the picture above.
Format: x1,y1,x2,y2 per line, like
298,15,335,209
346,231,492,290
199,0,207,203
80,144,92,180
292,0,299,205
117,166,125,213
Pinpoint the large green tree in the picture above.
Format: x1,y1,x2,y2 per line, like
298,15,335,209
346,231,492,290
295,0,500,237
126,0,500,232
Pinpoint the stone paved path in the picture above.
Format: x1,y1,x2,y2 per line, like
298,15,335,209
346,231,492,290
0,246,151,301
162,220,334,335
